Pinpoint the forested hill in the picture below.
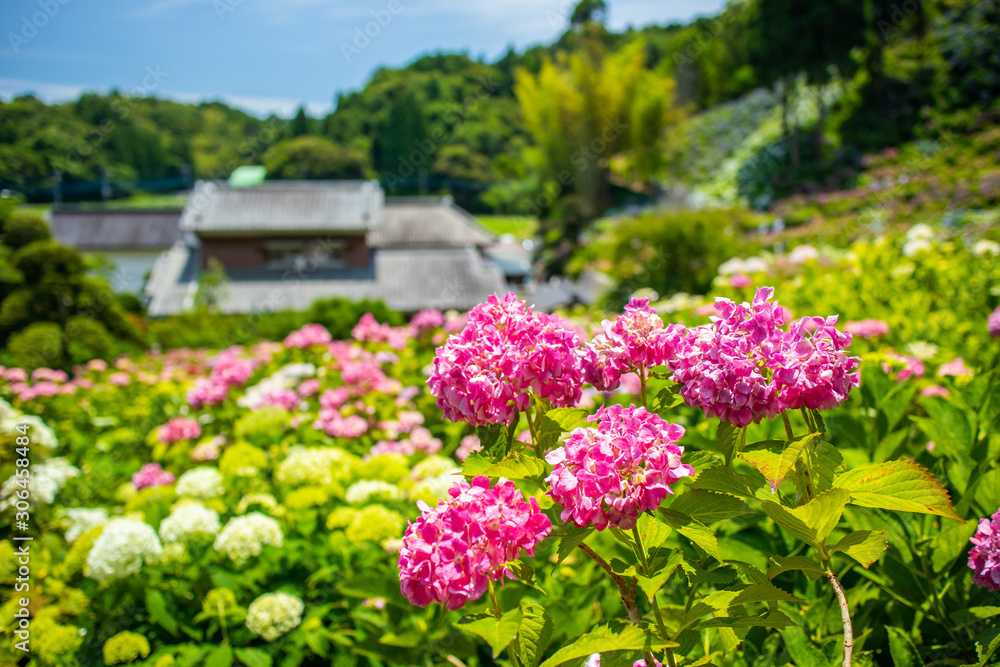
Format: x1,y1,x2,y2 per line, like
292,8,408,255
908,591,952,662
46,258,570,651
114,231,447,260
1,0,997,215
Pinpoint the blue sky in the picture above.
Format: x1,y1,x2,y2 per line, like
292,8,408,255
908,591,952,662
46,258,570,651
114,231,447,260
0,0,727,118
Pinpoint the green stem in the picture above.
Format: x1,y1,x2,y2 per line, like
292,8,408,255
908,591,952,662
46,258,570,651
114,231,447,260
782,411,795,441
639,366,648,409
525,405,540,457
488,580,522,667
631,526,670,641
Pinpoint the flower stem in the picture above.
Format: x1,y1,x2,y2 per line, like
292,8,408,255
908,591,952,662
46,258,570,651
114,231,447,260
488,580,522,667
825,566,853,667
781,411,795,441
631,526,677,667
639,366,648,409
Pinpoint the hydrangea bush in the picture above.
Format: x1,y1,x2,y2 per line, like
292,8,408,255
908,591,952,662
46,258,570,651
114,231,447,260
0,264,997,667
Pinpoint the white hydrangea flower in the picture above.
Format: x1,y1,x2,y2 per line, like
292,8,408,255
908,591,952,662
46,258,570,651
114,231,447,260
175,467,224,499
409,473,457,504
239,363,316,409
788,244,819,264
86,518,163,583
2,415,58,450
276,447,354,486
906,341,939,361
1,458,80,509
345,480,401,504
246,592,304,641
61,507,109,542
236,493,282,516
214,512,283,564
0,398,18,421
973,239,1000,256
159,502,221,543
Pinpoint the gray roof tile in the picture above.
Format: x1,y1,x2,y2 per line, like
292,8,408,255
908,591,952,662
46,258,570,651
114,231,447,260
50,208,182,249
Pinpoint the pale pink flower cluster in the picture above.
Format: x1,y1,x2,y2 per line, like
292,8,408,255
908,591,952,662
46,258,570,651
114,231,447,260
545,405,694,531
108,372,131,386
283,323,332,349
410,309,445,337
397,475,551,610
313,410,369,438
260,389,300,411
132,463,176,490
187,349,258,408
3,368,28,382
968,507,1000,592
340,360,387,395
583,297,669,391
158,417,202,444
31,368,69,382
883,352,925,382
8,381,76,401
297,379,320,397
371,427,442,457
428,293,584,426
938,357,973,377
352,313,411,349
455,434,482,461
844,319,890,339
664,288,859,426
989,306,1000,338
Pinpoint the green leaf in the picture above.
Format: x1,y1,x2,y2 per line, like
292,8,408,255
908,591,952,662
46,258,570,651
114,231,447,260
457,608,523,657
145,589,180,636
636,512,671,550
766,555,824,581
833,460,964,521
235,648,273,667
461,452,492,476
886,626,921,667
731,582,801,605
691,465,765,499
809,440,844,494
740,433,822,493
829,530,889,568
507,560,545,593
537,407,590,452
717,422,747,465
696,610,798,629
660,509,722,561
467,453,547,483
759,488,850,548
930,520,978,573
653,383,685,414
668,489,753,524
538,625,678,667
636,550,684,602
921,395,972,450
781,626,826,667
555,526,594,565
517,601,554,667
205,645,234,667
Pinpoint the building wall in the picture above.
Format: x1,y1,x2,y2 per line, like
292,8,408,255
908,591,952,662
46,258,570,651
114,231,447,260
94,250,164,294
199,235,369,269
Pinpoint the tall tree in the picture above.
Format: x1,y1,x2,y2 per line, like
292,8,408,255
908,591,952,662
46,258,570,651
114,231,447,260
290,105,311,137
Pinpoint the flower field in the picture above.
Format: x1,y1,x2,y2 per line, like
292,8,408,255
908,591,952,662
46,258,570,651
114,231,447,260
1,229,999,667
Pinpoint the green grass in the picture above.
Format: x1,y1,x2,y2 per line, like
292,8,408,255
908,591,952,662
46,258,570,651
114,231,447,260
475,215,537,241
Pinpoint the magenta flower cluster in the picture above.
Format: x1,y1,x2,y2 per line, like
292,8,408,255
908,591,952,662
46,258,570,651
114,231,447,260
157,417,202,445
132,463,175,490
187,348,258,408
844,318,890,339
428,293,584,426
583,297,669,391
397,475,552,610
968,507,1000,592
410,309,445,337
989,306,1000,338
545,405,694,531
664,287,860,427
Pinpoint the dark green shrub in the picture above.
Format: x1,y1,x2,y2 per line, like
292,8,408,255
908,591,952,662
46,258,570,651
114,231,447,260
13,240,86,283
3,212,52,249
65,315,114,365
5,322,64,371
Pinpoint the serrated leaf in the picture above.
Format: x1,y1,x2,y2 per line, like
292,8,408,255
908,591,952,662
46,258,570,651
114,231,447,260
234,648,272,667
809,440,844,494
829,530,889,568
759,488,850,548
740,433,821,493
660,509,721,561
507,560,545,593
696,610,798,629
653,383,685,413
717,423,747,465
538,625,679,667
766,555,824,581
537,407,590,452
467,453,547,483
637,550,684,602
691,465,765,499
730,582,801,605
556,525,594,565
205,645,234,667
834,460,964,521
457,608,523,657
462,452,491,476
886,626,921,667
517,601,554,667
668,489,753,524
636,512,671,550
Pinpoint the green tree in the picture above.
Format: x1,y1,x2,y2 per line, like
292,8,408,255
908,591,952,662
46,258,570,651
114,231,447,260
290,105,311,137
262,136,371,180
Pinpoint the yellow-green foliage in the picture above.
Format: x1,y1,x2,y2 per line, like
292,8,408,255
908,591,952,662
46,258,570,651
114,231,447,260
357,453,410,483
344,505,404,545
103,631,150,665
219,441,269,477
234,406,289,443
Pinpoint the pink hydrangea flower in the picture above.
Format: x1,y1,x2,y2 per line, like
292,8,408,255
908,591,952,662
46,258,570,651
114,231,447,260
730,274,753,288
545,405,694,531
397,476,552,610
31,368,68,383
371,428,443,457
938,357,973,377
455,434,482,461
314,411,369,438
428,293,584,426
319,387,350,410
920,385,951,398
968,507,1000,591
411,309,445,337
341,360,386,395
132,463,176,490
883,352,925,382
108,372,131,386
158,417,202,444
297,378,321,397
583,298,669,391
4,368,28,382
664,287,859,426
770,316,860,412
262,388,300,411
989,306,1000,338
844,319,890,339
283,323,333,349
187,379,229,409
